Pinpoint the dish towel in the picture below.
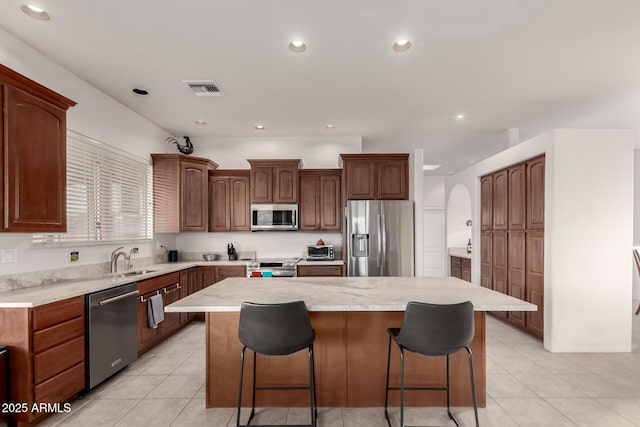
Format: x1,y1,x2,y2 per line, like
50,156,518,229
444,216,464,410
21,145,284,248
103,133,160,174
147,294,165,329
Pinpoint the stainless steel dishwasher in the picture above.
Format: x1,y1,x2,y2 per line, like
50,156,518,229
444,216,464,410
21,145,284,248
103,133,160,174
86,282,138,389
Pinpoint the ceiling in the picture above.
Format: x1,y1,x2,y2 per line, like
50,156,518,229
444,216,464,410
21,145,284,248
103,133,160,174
2,0,640,174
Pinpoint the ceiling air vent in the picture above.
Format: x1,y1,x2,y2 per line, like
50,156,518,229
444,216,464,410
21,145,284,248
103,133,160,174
183,80,225,97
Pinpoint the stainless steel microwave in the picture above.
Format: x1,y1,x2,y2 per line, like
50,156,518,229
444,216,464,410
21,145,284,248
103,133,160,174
251,204,298,231
307,245,335,261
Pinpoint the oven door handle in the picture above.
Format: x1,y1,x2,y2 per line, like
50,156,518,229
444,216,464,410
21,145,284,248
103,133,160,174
97,290,139,306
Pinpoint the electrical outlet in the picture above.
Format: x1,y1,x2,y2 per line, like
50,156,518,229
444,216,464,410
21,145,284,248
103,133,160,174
2,248,18,263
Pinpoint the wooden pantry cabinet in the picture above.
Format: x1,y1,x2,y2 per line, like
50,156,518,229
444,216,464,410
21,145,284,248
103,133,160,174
299,169,342,231
0,296,85,426
248,159,301,204
0,64,76,232
340,154,409,200
209,170,251,232
481,155,545,338
151,154,217,233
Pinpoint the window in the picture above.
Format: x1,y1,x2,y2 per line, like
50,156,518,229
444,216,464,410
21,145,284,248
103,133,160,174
34,131,152,244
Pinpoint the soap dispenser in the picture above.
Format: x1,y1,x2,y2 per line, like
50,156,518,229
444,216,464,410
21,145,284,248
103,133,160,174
467,239,472,254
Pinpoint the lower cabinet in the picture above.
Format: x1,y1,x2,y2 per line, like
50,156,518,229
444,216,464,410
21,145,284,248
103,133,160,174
297,264,344,277
449,256,471,282
0,296,85,426
137,272,183,355
195,265,246,320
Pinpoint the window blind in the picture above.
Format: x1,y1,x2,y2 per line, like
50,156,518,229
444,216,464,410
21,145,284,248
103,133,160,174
34,131,152,244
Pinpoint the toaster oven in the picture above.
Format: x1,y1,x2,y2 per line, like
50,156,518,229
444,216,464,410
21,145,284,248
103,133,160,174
306,245,335,261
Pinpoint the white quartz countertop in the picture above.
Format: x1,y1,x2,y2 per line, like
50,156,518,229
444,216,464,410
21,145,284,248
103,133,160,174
165,276,536,313
297,260,344,266
449,247,472,259
0,260,250,308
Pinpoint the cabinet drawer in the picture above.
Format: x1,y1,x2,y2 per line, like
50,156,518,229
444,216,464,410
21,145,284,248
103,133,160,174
34,362,84,404
32,296,84,331
33,317,84,353
34,336,84,384
461,258,471,268
138,272,180,295
298,265,344,277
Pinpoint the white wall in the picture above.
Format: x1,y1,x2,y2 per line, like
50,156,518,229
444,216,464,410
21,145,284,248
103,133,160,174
0,27,172,275
634,150,640,299
446,185,472,248
423,175,446,208
446,129,634,352
412,149,424,277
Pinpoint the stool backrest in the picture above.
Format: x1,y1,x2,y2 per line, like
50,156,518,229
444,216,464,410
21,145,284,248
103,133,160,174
396,301,474,356
238,301,314,355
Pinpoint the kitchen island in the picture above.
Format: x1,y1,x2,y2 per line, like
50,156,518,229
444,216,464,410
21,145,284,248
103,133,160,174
166,276,536,408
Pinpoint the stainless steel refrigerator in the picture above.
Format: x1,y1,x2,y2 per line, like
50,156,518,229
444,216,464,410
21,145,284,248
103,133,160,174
345,200,414,276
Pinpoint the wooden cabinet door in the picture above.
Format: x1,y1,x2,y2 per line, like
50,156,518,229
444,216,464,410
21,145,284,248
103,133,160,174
321,173,342,230
299,173,321,230
230,176,250,231
480,231,492,288
377,160,408,200
344,160,376,200
215,265,247,283
137,291,161,354
450,256,462,278
273,166,298,203
199,266,217,290
160,283,182,335
480,175,493,231
527,156,545,230
508,164,526,230
492,231,508,319
251,167,273,203
4,86,67,231
209,176,230,231
507,231,526,328
526,230,544,338
460,258,471,282
493,169,508,230
180,160,208,231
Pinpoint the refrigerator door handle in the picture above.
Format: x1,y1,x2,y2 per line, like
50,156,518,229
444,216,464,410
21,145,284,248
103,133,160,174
381,214,387,275
376,214,382,268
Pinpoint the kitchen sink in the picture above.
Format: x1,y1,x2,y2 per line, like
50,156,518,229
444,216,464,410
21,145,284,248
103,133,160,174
112,269,157,278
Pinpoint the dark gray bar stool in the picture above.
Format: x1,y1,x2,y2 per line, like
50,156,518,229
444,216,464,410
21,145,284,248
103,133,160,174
237,301,317,427
384,301,479,427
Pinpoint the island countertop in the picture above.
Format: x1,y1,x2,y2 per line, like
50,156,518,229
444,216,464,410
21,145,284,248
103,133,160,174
165,276,536,312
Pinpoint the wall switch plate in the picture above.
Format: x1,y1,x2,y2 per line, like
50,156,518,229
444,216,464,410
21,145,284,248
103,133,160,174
2,248,18,263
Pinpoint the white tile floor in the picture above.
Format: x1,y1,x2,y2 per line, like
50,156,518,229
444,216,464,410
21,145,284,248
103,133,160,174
40,304,640,427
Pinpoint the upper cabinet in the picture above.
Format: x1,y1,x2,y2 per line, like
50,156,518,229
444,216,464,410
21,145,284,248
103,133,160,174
209,170,251,232
299,169,342,231
0,64,76,232
248,159,301,204
527,156,545,229
340,154,408,200
492,169,508,230
480,175,493,231
151,154,217,232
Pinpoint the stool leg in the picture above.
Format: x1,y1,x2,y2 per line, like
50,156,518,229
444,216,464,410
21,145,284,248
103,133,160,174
249,351,257,424
236,346,247,427
384,335,392,427
309,345,317,427
466,346,480,427
446,354,452,420
400,347,405,427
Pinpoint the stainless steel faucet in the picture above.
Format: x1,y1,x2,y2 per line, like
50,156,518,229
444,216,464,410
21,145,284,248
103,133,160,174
110,247,127,273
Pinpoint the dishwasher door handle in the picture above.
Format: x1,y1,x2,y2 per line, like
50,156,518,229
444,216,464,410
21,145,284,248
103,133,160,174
97,290,139,306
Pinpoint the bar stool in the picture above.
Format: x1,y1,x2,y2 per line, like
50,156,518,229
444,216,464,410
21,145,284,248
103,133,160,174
384,301,479,427
236,301,317,427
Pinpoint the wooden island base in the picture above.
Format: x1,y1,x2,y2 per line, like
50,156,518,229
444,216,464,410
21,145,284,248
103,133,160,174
206,311,486,408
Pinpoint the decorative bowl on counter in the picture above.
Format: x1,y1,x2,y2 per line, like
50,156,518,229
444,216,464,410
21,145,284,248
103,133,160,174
202,254,219,261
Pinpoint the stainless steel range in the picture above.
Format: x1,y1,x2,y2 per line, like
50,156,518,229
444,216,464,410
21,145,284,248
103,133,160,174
247,257,301,278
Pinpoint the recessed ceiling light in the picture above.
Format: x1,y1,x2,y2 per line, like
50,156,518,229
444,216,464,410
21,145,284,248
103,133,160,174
288,40,307,53
422,164,441,171
194,120,207,126
392,39,412,52
326,124,334,129
254,125,265,130
455,114,466,120
21,4,50,20
132,88,149,95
